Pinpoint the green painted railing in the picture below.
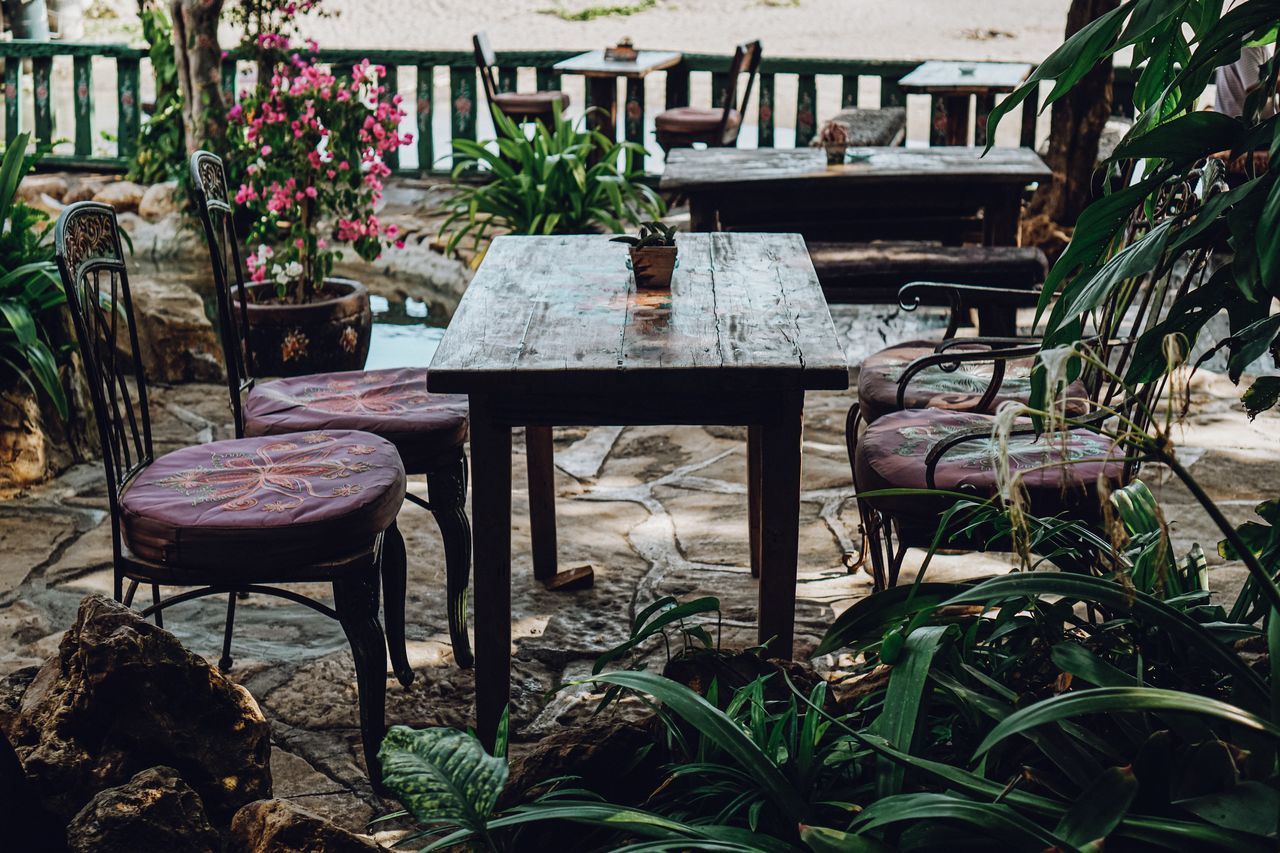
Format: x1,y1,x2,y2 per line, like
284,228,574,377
1,41,1140,174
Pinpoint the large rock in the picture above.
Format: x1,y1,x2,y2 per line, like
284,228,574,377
91,180,147,213
123,275,224,383
505,715,662,807
229,799,382,853
17,175,69,205
138,181,183,222
66,766,220,853
7,595,272,826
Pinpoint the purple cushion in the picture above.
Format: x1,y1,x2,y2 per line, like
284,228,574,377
854,409,1123,518
120,430,405,570
243,368,468,472
858,340,1091,424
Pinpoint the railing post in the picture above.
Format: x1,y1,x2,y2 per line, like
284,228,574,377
5,60,22,142
975,92,995,147
928,94,948,147
1019,83,1040,149
117,56,141,159
757,72,775,148
841,74,859,108
497,67,516,94
535,67,561,92
795,73,817,147
449,65,477,143
383,63,400,170
417,63,435,174
880,76,905,108
73,56,94,157
664,63,689,109
624,77,644,145
33,57,54,147
711,71,728,108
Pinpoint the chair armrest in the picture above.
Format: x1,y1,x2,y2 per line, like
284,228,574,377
898,281,1045,340
896,345,1042,413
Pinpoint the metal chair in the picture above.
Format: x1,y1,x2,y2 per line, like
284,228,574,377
654,41,761,151
54,201,406,786
188,151,475,673
473,31,570,124
846,173,1214,590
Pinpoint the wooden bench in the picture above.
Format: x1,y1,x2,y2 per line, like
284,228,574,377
807,241,1048,336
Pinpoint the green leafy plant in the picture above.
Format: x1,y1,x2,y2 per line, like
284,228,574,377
610,220,677,249
439,104,665,256
539,0,659,22
0,133,67,419
129,1,187,186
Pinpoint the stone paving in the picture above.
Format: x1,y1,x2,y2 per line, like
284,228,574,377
0,304,1275,839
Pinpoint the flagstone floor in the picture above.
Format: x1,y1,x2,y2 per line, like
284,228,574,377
0,305,1273,834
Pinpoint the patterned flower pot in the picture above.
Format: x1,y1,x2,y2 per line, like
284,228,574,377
233,277,372,378
628,246,678,291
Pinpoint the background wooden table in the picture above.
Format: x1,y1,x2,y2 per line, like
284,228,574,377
553,49,683,144
898,60,1033,146
427,232,848,746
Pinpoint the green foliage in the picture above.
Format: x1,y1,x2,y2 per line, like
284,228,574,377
439,104,665,256
0,133,67,419
540,0,659,22
129,2,187,187
611,221,678,249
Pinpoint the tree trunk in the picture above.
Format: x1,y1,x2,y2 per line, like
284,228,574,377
1028,0,1121,225
171,0,226,154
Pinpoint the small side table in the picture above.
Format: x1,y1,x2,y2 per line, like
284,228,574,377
898,61,1032,147
553,49,683,144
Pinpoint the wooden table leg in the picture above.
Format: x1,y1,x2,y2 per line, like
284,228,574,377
757,391,804,660
470,399,512,752
587,76,618,142
526,426,558,582
688,196,720,232
747,425,762,579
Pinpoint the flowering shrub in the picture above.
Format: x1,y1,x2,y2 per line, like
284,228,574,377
227,3,407,303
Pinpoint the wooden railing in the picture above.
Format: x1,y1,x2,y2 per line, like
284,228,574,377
1,40,1140,174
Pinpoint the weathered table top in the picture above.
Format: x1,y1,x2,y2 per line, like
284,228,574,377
898,60,1033,94
427,233,848,396
660,147,1051,192
552,49,683,78
820,107,906,147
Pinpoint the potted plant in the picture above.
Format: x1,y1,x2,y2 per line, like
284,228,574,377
227,5,408,377
814,119,851,166
612,221,678,291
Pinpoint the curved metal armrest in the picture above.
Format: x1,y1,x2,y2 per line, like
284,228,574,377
935,335,1043,353
896,344,1042,413
899,281,1045,341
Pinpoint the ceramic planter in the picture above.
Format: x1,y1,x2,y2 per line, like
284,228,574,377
233,277,372,377
628,246,678,291
825,144,849,166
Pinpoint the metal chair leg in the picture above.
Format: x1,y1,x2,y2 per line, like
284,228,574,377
219,592,237,672
427,450,474,669
334,569,388,794
150,584,164,628
381,523,415,687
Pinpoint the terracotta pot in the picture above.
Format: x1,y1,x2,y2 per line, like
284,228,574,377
628,246,677,291
825,144,848,166
233,277,372,377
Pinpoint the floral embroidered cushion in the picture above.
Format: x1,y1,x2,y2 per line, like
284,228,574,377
120,430,405,570
857,340,1091,424
854,408,1124,519
243,368,468,472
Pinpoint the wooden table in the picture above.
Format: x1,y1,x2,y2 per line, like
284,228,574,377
427,233,848,746
553,49,683,143
661,146,1050,242
898,60,1032,146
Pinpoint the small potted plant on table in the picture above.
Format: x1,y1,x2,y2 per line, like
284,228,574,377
227,15,409,377
814,119,851,166
612,221,678,291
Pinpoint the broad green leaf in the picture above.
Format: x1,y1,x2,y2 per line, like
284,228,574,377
852,792,1077,851
1054,765,1139,846
874,625,951,797
800,825,888,853
815,581,976,656
1051,643,1136,688
1113,110,1247,164
1176,781,1280,838
1242,376,1280,419
378,725,508,834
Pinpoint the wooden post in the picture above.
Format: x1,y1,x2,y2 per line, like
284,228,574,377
748,425,762,579
382,64,399,170
117,57,141,158
712,71,729,108
881,76,906,108
417,63,435,174
757,73,775,148
795,73,817,147
526,426,558,582
975,92,996,147
1020,84,1040,149
449,66,477,142
536,67,561,92
664,63,689,109
72,56,93,157
585,76,617,142
624,77,645,145
841,74,859,108
757,392,804,660
4,59,19,141
497,66,516,94
32,57,53,147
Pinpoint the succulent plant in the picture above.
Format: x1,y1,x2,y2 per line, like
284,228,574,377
816,119,851,147
611,220,678,249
